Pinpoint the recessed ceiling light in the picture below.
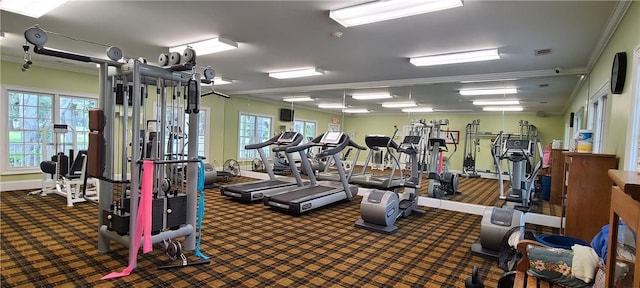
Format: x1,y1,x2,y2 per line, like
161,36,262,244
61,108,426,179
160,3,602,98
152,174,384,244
343,108,370,113
410,49,500,67
0,0,68,18
318,103,347,109
351,93,392,100
482,106,524,112
459,88,517,96
402,107,434,113
283,96,315,102
381,101,417,108
329,0,463,27
472,100,520,106
169,37,238,56
269,68,325,79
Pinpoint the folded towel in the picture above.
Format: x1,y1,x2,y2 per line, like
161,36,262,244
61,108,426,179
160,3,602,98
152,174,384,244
571,244,599,283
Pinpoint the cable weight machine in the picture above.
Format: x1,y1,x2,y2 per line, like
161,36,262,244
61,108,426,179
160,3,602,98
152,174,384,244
462,119,481,178
22,25,216,275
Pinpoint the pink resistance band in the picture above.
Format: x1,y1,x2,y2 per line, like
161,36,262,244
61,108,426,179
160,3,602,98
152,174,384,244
101,160,154,280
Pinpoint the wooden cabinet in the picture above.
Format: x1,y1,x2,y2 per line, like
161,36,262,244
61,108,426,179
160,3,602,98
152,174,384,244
606,170,640,288
549,149,567,205
562,152,617,242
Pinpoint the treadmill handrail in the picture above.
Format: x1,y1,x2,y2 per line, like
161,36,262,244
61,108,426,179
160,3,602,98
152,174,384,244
271,133,304,152
317,135,350,158
245,133,283,150
349,139,367,151
285,134,324,153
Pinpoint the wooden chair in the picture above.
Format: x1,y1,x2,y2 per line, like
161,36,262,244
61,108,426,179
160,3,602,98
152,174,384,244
513,239,564,288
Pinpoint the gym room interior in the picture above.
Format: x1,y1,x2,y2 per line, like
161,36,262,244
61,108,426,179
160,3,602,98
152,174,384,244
1,1,639,287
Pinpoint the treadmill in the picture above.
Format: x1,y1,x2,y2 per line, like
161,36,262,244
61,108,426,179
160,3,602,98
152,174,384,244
316,140,367,182
350,135,406,190
263,131,359,214
220,131,306,202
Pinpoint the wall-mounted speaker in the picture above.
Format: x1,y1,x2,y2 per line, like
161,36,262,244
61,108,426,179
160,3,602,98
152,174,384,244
611,52,627,94
569,112,575,128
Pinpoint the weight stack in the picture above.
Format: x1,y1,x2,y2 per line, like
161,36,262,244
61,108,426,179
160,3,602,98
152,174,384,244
166,194,187,230
102,209,130,236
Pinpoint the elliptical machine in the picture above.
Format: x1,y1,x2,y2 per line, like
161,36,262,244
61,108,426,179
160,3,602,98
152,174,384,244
355,133,426,234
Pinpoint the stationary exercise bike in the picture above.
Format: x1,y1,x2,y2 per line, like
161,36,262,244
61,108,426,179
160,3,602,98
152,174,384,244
355,135,426,234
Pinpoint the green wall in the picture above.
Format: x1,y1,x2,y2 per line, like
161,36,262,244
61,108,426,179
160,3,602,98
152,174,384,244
2,1,638,183
1,61,99,183
343,113,564,172
221,96,337,166
564,2,639,166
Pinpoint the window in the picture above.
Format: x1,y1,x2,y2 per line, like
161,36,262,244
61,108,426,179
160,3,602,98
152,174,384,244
625,45,640,171
587,91,607,153
7,91,54,169
59,96,96,151
160,106,208,159
293,120,317,140
238,113,272,160
3,87,97,173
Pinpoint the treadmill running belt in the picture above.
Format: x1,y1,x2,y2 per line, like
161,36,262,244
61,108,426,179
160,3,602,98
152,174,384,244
225,180,294,192
268,186,336,203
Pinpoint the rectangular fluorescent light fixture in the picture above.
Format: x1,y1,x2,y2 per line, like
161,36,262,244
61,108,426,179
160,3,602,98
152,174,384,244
381,101,417,108
434,109,474,112
329,0,463,27
351,93,392,100
459,88,518,96
318,103,347,109
483,106,524,112
473,100,520,106
402,107,434,113
343,108,370,114
269,68,325,79
410,49,500,67
0,0,68,18
283,96,315,102
169,37,238,56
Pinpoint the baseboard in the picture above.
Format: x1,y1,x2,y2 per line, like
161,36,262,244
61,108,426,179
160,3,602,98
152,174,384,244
1,179,42,192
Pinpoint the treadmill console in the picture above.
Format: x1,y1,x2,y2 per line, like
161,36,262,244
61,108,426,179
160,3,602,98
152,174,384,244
320,131,343,144
278,131,298,143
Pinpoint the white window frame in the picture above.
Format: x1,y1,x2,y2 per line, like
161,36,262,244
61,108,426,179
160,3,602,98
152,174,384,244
1,85,97,175
293,119,317,140
625,44,640,171
587,84,608,153
238,112,273,161
566,107,585,149
151,102,210,160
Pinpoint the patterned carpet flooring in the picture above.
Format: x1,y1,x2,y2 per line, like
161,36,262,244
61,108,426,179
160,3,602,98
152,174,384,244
1,174,557,287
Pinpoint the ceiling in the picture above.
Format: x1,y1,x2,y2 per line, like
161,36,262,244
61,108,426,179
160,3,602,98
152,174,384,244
0,1,630,115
